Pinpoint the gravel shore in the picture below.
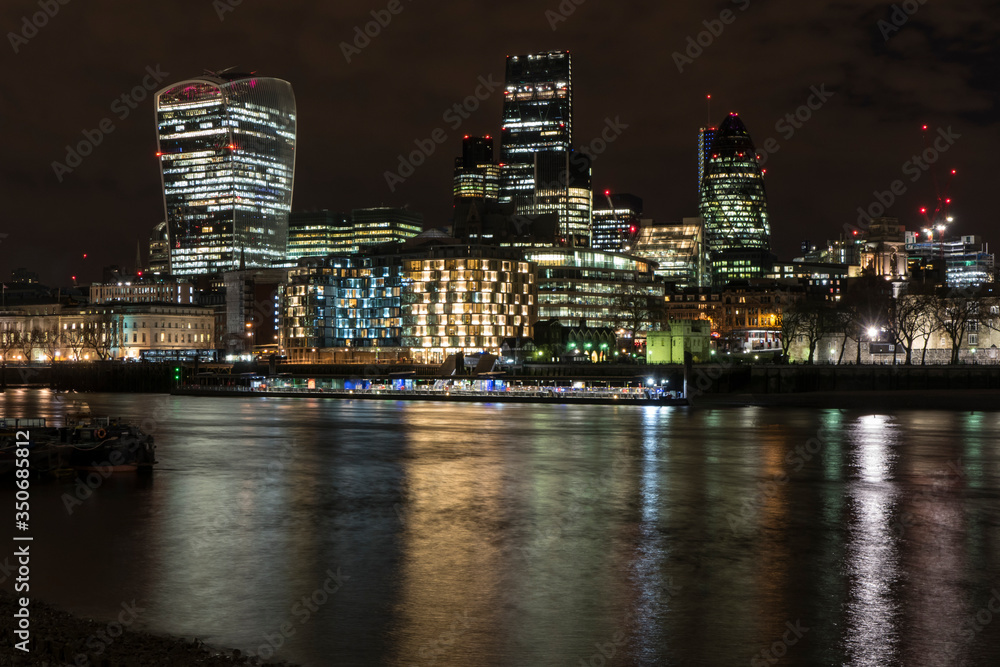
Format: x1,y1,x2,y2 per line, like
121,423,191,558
0,591,299,666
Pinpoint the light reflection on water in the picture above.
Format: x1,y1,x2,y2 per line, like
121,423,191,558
2,389,1000,666
844,415,901,666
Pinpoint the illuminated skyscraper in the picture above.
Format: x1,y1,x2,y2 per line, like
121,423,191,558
155,72,296,278
699,113,773,287
500,51,590,245
453,136,500,203
697,126,715,195
592,192,643,253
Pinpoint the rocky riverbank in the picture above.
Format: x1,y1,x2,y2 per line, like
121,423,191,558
0,591,298,666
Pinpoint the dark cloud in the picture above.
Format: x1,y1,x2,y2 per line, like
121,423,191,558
1,0,998,284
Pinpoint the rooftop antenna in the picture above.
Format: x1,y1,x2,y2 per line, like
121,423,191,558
706,94,712,126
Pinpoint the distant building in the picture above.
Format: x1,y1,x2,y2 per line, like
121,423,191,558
523,247,662,331
592,192,642,253
279,236,536,364
859,217,907,279
500,50,591,245
90,275,196,305
155,72,296,278
647,320,712,364
222,268,288,357
351,207,423,250
766,261,852,300
663,283,806,354
795,237,863,267
148,222,170,275
399,245,535,363
533,319,617,363
281,255,403,361
286,210,354,260
905,232,994,288
699,113,774,286
633,218,706,288
453,136,500,203
697,126,715,195
0,303,215,362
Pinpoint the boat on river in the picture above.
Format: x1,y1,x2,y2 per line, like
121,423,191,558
0,416,156,476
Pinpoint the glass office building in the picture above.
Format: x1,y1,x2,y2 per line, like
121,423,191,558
699,113,773,287
155,73,296,278
500,51,590,245
351,207,424,250
286,211,354,260
453,136,500,203
523,247,661,329
592,193,643,253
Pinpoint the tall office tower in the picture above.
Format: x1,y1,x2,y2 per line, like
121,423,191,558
286,211,354,260
592,192,643,253
351,207,423,250
155,72,296,278
697,127,716,195
500,51,590,244
699,113,773,287
453,136,500,203
148,221,171,275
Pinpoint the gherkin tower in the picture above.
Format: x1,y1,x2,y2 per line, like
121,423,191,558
699,113,774,287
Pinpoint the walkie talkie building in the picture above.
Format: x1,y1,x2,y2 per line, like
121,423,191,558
155,73,296,278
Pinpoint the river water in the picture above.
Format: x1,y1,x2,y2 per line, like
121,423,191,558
2,388,1000,666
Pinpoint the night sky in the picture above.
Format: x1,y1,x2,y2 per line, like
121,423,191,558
2,0,997,285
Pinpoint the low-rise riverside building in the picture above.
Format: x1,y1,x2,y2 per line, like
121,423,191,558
646,320,712,364
0,303,216,362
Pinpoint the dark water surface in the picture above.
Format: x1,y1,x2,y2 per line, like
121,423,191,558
2,389,1000,666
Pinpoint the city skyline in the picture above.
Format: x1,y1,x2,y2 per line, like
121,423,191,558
1,2,997,285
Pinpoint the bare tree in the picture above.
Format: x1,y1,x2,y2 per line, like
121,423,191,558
780,307,806,360
933,293,978,365
18,328,37,362
0,327,18,388
39,325,63,363
65,326,86,361
82,311,124,360
0,327,18,362
611,283,654,340
784,301,836,364
888,294,930,365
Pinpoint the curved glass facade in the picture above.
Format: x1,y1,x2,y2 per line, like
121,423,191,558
155,75,296,278
699,113,773,287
